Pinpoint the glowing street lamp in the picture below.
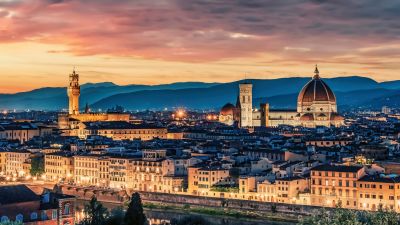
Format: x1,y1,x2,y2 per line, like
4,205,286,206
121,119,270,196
176,109,185,119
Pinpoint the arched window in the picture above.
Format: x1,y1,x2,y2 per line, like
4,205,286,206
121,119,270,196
16,214,23,222
30,212,38,220
1,216,9,222
64,203,71,215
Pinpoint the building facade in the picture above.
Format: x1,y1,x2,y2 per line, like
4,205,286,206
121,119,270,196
0,185,75,225
310,165,365,209
45,152,74,182
238,83,253,127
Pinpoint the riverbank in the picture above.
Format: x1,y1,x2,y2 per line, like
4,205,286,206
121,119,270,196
51,185,305,223
75,199,296,225
143,202,299,224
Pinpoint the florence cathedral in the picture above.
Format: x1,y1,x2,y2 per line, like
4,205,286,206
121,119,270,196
219,66,345,128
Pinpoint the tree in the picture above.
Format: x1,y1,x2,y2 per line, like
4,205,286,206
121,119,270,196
30,156,45,176
79,196,109,225
124,192,147,225
104,207,125,225
365,208,400,225
298,207,400,225
299,207,362,225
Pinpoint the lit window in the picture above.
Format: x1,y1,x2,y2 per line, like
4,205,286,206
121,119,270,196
30,212,38,220
16,214,23,222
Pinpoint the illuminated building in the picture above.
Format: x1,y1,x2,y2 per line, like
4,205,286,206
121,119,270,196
57,70,167,142
4,149,31,177
58,69,130,131
0,122,52,144
311,165,365,209
44,152,74,182
238,83,253,127
218,103,237,126
220,66,345,128
73,154,102,186
188,165,232,195
68,69,80,115
275,177,309,204
257,180,277,202
0,150,6,175
76,121,168,141
357,175,400,212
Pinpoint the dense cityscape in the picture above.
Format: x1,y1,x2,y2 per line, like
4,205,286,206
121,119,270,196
1,0,400,225
0,68,400,225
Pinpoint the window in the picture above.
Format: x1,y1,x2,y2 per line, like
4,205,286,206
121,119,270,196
64,204,71,215
41,211,47,220
30,212,38,220
16,214,23,222
1,216,9,223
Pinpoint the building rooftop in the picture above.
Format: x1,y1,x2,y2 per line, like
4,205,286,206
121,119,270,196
83,121,164,130
358,174,400,183
311,164,363,173
0,185,41,205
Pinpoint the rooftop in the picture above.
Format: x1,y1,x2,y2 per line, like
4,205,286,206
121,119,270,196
0,185,40,205
311,164,363,173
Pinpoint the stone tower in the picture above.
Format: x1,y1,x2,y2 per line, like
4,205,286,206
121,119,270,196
239,82,253,127
68,69,80,115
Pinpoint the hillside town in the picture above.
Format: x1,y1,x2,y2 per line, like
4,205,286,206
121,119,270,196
1,70,400,224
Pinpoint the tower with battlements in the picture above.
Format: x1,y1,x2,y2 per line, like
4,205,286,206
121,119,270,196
68,69,80,115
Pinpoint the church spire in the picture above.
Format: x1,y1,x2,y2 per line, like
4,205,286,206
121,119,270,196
313,64,320,79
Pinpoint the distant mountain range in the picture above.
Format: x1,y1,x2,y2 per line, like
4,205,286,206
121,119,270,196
1,76,400,111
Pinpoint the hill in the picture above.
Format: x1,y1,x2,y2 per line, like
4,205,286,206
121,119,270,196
0,76,398,110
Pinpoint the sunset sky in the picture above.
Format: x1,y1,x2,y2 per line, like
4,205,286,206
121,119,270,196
0,0,399,93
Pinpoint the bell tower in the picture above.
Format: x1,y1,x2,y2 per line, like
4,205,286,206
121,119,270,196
239,82,253,127
68,69,80,115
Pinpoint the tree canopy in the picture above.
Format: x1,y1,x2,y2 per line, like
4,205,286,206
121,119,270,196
124,192,147,225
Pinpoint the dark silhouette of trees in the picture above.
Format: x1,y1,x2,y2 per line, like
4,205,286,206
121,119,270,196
124,192,147,225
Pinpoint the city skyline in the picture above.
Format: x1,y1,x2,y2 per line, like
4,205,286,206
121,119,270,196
1,0,400,93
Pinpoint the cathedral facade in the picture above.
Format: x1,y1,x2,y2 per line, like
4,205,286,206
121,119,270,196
219,66,345,128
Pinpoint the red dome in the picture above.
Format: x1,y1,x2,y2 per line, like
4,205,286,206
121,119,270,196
298,67,336,105
220,103,236,116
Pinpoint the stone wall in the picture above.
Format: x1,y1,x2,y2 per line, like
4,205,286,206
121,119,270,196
56,185,320,216
59,185,130,203
139,192,320,216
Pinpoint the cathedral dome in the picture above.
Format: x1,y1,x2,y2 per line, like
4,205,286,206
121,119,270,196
297,66,336,105
220,103,236,116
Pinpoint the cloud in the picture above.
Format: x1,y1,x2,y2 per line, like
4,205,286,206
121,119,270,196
0,0,399,64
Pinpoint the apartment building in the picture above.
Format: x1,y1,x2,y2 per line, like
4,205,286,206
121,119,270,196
44,152,74,182
357,175,400,212
311,165,365,209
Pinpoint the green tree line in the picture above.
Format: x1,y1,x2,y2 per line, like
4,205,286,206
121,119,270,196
299,207,400,225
